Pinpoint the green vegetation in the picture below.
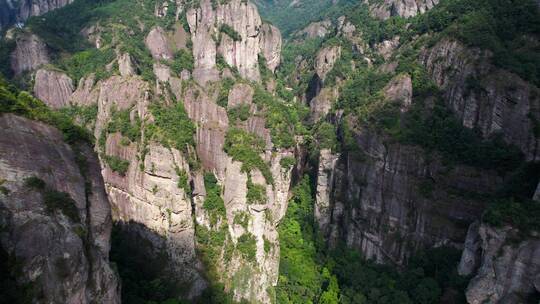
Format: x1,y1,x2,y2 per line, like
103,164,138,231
252,86,305,149
224,128,273,184
276,176,468,303
484,199,540,234
103,155,130,176
59,105,98,128
106,107,141,143
59,48,116,83
175,167,191,195
279,156,296,170
217,78,235,107
202,173,227,226
227,104,251,122
233,212,250,229
169,49,195,72
220,24,242,41
246,177,267,205
24,176,80,223
0,77,92,144
236,233,257,262
147,101,196,152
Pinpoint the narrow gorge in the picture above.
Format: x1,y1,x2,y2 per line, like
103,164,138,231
0,0,539,303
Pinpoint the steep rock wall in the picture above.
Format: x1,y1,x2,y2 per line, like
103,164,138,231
186,0,281,84
458,222,540,304
369,0,440,19
0,114,119,303
314,124,500,263
0,0,73,31
421,39,540,161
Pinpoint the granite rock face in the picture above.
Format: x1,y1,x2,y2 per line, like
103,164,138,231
0,0,73,31
459,223,540,304
33,69,74,109
10,32,49,75
294,19,333,39
187,0,281,84
0,114,120,304
421,39,540,161
145,26,174,60
370,0,440,19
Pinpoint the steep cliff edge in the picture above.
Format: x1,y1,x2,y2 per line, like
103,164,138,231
0,114,119,303
459,222,540,304
0,0,73,31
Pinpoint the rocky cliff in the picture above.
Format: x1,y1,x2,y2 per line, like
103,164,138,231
0,114,120,303
369,0,440,19
186,0,281,84
421,38,540,161
0,0,73,31
458,222,540,304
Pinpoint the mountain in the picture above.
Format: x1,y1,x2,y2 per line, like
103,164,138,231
0,0,539,303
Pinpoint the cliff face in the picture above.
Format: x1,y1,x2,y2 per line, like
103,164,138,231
0,114,119,303
186,0,281,84
459,222,540,304
314,124,501,264
421,39,540,161
10,32,50,75
0,0,73,31
369,0,440,19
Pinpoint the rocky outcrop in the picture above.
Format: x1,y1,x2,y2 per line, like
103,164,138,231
187,0,281,84
421,39,540,161
459,223,540,304
33,69,74,109
0,0,73,31
259,23,282,73
294,19,333,39
118,53,135,77
10,32,49,75
228,83,254,108
0,114,119,303
383,73,412,111
145,26,174,60
315,119,501,263
370,0,440,20
310,86,339,122
314,45,342,81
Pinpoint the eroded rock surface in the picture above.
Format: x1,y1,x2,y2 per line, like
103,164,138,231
33,69,74,109
459,223,540,304
421,39,540,161
370,0,440,19
0,114,119,304
10,32,49,75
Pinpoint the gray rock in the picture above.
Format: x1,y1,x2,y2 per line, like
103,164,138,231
33,69,74,109
10,32,49,75
421,38,540,161
370,0,440,20
463,223,540,304
0,114,120,304
145,26,174,60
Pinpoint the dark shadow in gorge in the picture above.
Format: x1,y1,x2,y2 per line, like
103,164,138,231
110,221,191,304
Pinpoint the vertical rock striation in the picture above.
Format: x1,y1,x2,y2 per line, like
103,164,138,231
0,114,120,304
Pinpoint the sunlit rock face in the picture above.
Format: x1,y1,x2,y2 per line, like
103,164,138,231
0,114,120,304
10,32,49,75
459,222,540,304
186,0,281,84
370,0,440,20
